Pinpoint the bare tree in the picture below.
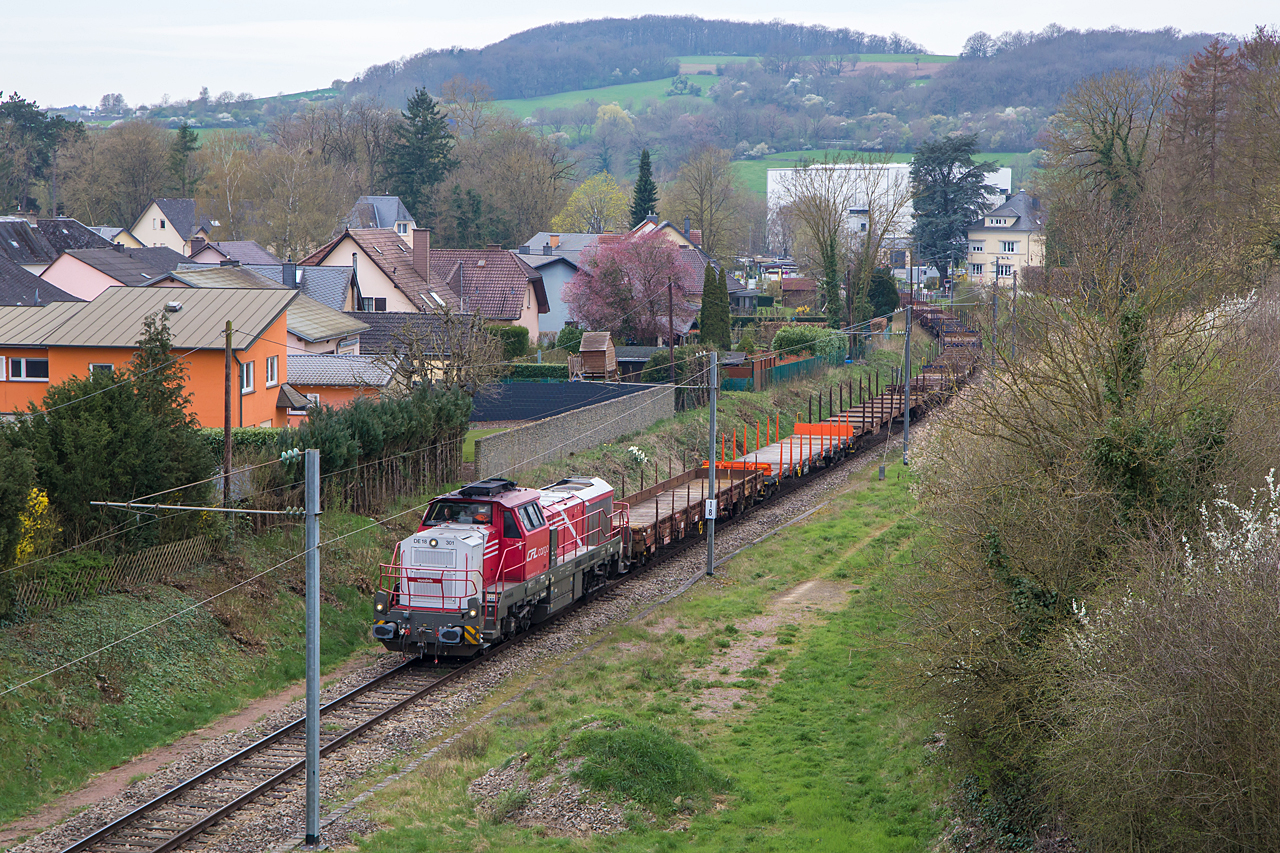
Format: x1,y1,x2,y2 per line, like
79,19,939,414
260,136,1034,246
374,306,504,394
661,146,751,264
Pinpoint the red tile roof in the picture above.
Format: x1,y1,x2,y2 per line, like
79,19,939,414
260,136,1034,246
429,248,548,321
301,229,459,312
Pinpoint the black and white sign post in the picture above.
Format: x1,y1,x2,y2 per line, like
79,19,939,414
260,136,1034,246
706,352,717,578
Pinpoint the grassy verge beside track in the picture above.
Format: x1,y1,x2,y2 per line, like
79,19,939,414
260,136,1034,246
356,458,943,852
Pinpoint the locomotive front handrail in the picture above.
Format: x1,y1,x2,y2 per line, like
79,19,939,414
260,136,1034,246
379,562,480,612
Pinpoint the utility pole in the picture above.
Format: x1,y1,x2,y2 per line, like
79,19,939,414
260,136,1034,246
1011,267,1018,361
667,280,675,383
991,290,998,370
304,449,321,847
903,304,911,466
706,352,717,577
224,321,232,506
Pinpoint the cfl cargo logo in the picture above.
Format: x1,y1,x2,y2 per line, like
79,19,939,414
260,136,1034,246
526,545,548,561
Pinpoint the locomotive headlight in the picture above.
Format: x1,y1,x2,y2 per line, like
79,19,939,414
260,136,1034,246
467,597,480,619
429,538,439,548
375,602,384,612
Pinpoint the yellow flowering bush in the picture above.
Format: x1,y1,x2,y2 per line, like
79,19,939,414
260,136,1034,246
15,488,59,566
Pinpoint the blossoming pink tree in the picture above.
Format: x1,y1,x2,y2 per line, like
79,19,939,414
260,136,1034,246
563,232,695,344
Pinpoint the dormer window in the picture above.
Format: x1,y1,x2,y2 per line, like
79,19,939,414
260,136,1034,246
396,223,408,235
989,217,1007,226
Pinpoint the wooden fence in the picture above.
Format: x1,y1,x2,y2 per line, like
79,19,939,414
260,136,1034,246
11,536,216,615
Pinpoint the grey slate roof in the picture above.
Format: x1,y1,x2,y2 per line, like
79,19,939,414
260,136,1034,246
201,241,282,264
0,218,58,266
148,266,283,289
0,287,296,351
88,226,131,243
286,354,394,387
341,196,415,231
615,345,664,363
66,246,190,284
971,190,1044,232
36,218,113,253
277,383,312,409
178,263,355,312
344,311,458,356
0,255,82,306
152,199,215,239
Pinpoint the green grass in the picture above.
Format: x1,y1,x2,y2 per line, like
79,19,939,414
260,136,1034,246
675,54,956,65
0,506,406,826
463,427,506,463
356,459,945,851
496,78,698,120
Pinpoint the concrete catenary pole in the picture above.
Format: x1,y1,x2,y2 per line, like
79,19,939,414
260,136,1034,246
706,352,717,577
304,449,321,846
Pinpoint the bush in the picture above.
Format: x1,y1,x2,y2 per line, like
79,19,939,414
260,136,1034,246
197,427,282,459
770,325,845,359
505,363,569,381
556,326,584,354
488,324,530,361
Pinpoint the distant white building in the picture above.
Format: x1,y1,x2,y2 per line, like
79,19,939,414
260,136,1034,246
766,161,1013,245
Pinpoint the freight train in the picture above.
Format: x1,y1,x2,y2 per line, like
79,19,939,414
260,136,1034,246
373,304,982,658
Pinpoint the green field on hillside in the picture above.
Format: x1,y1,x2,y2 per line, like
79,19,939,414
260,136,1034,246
677,54,956,65
496,77,702,119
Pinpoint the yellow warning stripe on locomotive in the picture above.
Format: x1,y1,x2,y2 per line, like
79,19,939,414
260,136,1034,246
462,625,481,644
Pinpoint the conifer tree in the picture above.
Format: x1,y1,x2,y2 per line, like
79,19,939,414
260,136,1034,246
630,148,659,228
699,264,731,348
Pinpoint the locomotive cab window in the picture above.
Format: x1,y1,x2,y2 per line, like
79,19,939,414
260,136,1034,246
423,501,492,525
517,502,545,531
503,511,520,538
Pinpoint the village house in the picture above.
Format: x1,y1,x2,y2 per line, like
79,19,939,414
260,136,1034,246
964,190,1045,286
0,255,81,307
188,238,281,265
0,287,296,427
130,198,216,254
39,245,190,300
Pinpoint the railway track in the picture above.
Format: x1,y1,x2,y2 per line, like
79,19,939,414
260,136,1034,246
54,307,976,853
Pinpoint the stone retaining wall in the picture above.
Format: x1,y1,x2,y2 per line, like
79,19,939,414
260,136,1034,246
475,385,676,479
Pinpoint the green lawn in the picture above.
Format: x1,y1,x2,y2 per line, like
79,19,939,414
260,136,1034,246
496,78,702,120
357,459,945,852
463,427,507,463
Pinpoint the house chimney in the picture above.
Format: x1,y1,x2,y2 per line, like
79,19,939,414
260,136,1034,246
283,261,297,288
412,227,432,282
543,243,552,255
684,216,691,236
549,234,560,249
189,236,206,256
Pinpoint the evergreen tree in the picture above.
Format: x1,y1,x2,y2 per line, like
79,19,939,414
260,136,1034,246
385,88,457,225
699,264,731,348
168,122,201,195
909,134,999,283
630,148,659,228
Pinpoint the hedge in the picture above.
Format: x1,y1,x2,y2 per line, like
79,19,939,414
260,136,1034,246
488,325,530,361
771,325,846,359
198,427,282,459
505,363,570,380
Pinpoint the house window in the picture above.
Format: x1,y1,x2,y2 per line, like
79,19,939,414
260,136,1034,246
89,363,114,374
259,419,273,427
8,357,49,381
152,218,157,229
240,361,254,393
989,218,1006,226
969,243,984,254
396,223,408,235
997,263,1013,277
1000,240,1018,253
160,219,166,229
306,393,321,405
374,297,386,312
970,263,984,276
265,355,278,387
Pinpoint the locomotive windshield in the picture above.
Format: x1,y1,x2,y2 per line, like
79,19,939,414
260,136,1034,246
422,501,493,525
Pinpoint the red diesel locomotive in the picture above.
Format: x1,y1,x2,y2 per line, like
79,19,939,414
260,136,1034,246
373,477,629,656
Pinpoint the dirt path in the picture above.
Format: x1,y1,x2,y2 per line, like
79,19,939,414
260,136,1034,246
0,652,378,850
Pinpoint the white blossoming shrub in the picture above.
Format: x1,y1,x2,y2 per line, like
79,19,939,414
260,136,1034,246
1044,470,1280,851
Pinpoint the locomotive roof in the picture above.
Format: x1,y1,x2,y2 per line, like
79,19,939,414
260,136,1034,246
440,481,541,508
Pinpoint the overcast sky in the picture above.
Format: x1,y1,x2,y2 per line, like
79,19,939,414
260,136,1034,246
5,1,1274,108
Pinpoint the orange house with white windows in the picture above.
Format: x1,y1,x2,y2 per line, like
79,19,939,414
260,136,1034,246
0,287,298,427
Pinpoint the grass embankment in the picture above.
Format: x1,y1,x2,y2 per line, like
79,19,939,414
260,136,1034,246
358,457,941,851
0,505,427,828
505,353,907,491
